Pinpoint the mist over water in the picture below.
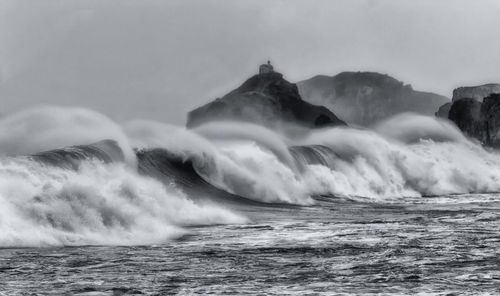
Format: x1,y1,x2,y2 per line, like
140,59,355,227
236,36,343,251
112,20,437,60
193,121,296,169
1,106,500,248
373,113,468,143
0,106,137,165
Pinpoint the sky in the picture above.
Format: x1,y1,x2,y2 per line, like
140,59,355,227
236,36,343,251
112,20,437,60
1,0,499,124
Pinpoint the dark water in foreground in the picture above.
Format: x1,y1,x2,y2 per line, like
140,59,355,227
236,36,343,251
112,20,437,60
1,194,500,295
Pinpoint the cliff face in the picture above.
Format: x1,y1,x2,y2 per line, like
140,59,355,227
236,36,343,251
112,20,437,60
436,83,500,119
297,72,449,126
446,93,500,147
452,84,500,102
187,72,345,128
435,102,452,118
482,93,500,146
448,98,484,141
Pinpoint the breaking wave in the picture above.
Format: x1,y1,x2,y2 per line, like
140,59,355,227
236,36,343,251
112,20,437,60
0,106,136,165
2,107,500,246
126,115,500,203
125,120,312,204
296,113,500,199
0,108,245,247
0,154,245,247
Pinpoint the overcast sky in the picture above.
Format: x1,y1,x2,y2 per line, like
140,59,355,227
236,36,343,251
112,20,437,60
1,0,499,124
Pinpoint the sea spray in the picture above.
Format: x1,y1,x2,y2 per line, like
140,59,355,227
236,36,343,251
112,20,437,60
126,115,500,202
125,120,313,204
373,112,468,144
0,106,136,165
193,121,297,170
297,113,500,199
0,158,245,247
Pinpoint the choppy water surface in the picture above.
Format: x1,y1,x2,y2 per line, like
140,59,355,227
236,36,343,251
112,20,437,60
1,194,500,295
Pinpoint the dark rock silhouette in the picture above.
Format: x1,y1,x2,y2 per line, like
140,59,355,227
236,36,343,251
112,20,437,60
437,84,500,118
481,93,500,146
298,72,449,126
435,102,451,118
446,93,500,147
187,70,345,128
448,98,484,140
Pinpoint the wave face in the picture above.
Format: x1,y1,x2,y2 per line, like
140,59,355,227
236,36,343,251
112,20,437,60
31,139,125,170
136,148,262,205
126,120,313,205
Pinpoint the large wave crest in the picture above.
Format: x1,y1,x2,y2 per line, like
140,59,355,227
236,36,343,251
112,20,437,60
0,158,245,247
2,107,500,246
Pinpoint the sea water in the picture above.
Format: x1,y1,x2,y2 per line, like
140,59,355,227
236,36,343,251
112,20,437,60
1,194,499,295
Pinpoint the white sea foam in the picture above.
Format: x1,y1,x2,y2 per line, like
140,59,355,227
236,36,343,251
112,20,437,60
299,114,500,199
125,120,312,204
0,158,245,247
126,115,500,202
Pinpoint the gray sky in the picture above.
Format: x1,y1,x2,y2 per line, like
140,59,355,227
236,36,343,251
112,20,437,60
1,0,499,124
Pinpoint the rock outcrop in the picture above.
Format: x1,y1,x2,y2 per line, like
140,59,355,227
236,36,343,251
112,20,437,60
446,93,500,147
297,72,449,126
482,93,500,146
435,102,452,118
437,83,500,120
187,72,345,128
452,84,500,102
448,98,484,141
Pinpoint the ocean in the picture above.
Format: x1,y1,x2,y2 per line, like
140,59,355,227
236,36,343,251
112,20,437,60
1,195,499,295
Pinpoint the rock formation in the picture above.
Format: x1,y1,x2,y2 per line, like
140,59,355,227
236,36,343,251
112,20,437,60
187,67,345,129
448,98,484,141
445,93,500,147
452,84,500,102
481,93,500,146
437,83,500,119
297,72,449,126
435,102,452,118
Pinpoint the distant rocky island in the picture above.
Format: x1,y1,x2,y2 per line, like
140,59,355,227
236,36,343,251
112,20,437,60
187,62,345,128
436,84,500,147
297,72,449,126
187,62,500,148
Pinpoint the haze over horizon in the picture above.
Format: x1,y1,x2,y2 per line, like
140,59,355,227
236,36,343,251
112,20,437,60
1,0,499,124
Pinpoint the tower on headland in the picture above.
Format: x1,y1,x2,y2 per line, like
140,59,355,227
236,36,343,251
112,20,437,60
259,60,274,74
